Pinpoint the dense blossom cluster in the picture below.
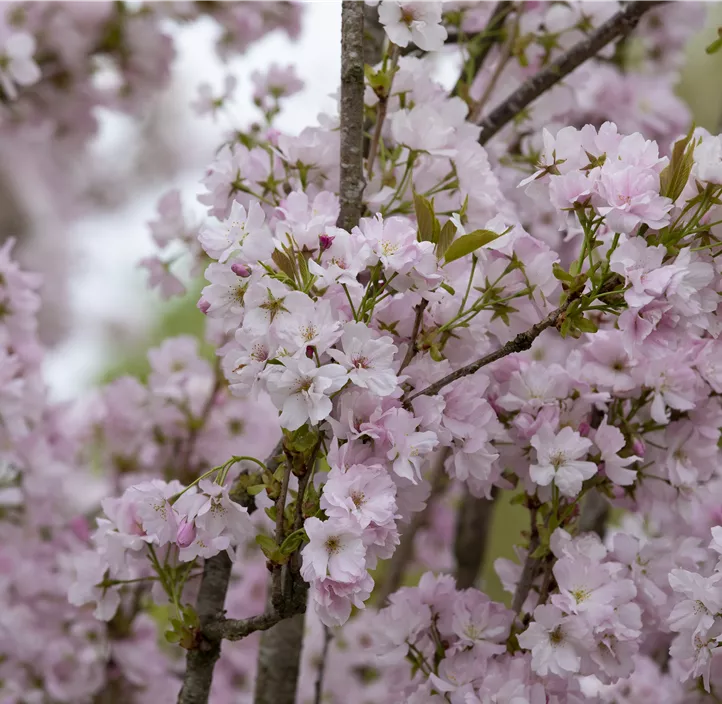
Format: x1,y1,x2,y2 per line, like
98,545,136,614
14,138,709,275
4,1,722,703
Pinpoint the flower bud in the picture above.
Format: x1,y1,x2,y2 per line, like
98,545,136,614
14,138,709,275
69,516,91,542
319,233,335,252
231,262,251,278
305,345,315,359
176,518,196,548
578,421,591,437
198,298,210,314
631,437,646,458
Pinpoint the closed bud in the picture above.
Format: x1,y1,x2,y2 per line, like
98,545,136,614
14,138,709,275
198,298,210,314
305,345,315,359
231,262,251,277
632,437,646,458
578,421,591,437
319,233,335,251
176,518,196,548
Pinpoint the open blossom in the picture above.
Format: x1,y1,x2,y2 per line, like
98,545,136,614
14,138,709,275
300,516,366,582
199,200,273,263
377,1,447,51
328,321,399,397
593,416,640,486
267,357,348,430
0,33,41,100
693,133,722,185
126,479,184,546
518,605,592,677
530,425,597,497
273,295,342,356
354,215,428,274
310,573,374,627
668,569,722,635
321,463,397,528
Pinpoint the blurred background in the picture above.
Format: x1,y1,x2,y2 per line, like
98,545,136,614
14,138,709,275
8,0,722,602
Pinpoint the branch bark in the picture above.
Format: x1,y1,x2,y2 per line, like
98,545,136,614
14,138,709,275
404,289,584,404
477,1,662,145
337,1,366,231
453,487,499,590
176,447,280,704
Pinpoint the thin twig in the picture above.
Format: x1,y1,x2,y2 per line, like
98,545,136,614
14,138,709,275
367,44,399,182
477,1,662,145
399,298,428,372
314,626,333,704
511,505,540,616
376,449,450,605
404,289,584,404
452,1,514,99
337,1,366,231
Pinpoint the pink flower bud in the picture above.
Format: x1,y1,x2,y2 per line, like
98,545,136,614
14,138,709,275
231,262,251,277
176,518,196,548
305,345,315,359
198,298,210,314
319,233,335,251
632,437,646,458
578,421,591,437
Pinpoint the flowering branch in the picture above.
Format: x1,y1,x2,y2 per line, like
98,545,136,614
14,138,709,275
404,288,585,404
337,0,366,231
477,1,662,144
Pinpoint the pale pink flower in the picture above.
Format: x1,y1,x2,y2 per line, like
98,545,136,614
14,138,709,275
321,463,397,528
310,573,374,627
518,604,592,677
328,321,399,397
668,569,722,635
139,256,185,300
300,516,366,582
0,33,40,100
593,416,640,486
378,1,447,51
199,200,273,264
266,357,348,430
529,425,597,497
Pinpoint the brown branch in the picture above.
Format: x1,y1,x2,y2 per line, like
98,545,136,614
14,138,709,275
578,489,610,538
314,626,334,704
337,1,366,231
453,487,499,589
176,444,281,704
404,289,583,404
366,45,399,182
399,298,428,372
376,449,450,605
511,504,540,616
477,1,663,145
452,1,514,99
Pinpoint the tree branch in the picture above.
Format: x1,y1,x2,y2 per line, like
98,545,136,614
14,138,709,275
477,1,662,145
452,1,514,99
176,445,281,704
337,1,366,231
511,504,540,616
454,487,499,589
314,625,333,704
404,289,583,404
399,298,428,372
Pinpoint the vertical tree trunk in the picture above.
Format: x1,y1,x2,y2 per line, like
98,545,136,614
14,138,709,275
453,488,498,589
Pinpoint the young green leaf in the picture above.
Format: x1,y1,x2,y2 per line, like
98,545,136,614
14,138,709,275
444,229,500,263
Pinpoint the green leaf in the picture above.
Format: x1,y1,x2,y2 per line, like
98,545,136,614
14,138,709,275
575,316,598,334
552,262,574,283
256,534,278,560
440,282,456,296
444,229,500,263
272,250,296,281
530,544,550,560
660,124,696,203
435,219,456,258
414,193,436,243
165,629,181,644
706,30,722,55
280,531,307,555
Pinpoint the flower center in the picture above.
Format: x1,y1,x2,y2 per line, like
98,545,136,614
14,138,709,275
549,451,567,470
325,536,341,554
350,491,365,508
549,625,565,645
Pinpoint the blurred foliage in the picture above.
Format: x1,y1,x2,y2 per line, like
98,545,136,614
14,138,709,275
97,280,215,385
98,6,722,598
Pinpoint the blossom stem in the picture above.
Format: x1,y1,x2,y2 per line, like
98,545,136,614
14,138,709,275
477,1,662,144
367,44,399,182
399,298,428,372
404,287,586,404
